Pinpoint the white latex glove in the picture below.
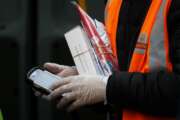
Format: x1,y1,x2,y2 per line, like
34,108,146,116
44,63,78,77
34,63,78,97
49,75,107,112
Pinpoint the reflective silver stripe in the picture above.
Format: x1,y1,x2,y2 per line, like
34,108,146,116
135,48,145,54
134,33,147,54
137,32,148,44
149,0,168,71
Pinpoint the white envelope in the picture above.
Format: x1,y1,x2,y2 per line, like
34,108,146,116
64,26,104,75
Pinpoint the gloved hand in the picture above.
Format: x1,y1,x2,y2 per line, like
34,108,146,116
49,75,107,112
34,62,78,97
44,63,78,77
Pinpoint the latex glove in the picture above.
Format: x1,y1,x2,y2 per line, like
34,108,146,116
44,63,78,77
49,75,107,112
34,63,78,97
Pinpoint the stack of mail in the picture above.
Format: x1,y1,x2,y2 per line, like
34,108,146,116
64,2,119,76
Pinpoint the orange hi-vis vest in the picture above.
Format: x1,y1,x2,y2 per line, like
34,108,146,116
105,0,174,120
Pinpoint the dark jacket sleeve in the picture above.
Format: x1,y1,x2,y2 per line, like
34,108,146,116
106,0,180,116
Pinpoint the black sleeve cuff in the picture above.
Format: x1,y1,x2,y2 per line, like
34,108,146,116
106,71,145,109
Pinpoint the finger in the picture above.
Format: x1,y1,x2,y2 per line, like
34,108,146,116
58,68,78,77
44,63,68,74
42,95,51,101
49,84,72,100
34,91,43,97
57,92,77,109
32,88,43,97
50,78,72,90
67,100,82,112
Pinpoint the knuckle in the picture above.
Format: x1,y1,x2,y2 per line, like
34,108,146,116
63,78,72,83
60,85,68,91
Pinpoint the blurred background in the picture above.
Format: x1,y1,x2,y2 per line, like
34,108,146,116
0,0,106,120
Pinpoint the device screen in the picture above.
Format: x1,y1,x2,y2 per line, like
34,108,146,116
29,69,61,93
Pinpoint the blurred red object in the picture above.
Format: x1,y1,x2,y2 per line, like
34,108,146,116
72,1,119,75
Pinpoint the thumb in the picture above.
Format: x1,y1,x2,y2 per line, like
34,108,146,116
44,63,68,74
